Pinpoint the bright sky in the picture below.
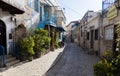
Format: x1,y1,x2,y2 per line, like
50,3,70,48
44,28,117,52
58,0,102,25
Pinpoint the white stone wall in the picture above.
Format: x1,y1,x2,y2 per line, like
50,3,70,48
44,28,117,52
87,12,98,22
85,12,100,52
0,8,15,54
3,0,25,10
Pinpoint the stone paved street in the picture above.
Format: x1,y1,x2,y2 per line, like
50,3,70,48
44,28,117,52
45,42,100,76
0,41,99,76
0,47,64,76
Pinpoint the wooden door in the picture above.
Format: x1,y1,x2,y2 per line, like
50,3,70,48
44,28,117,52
90,30,94,48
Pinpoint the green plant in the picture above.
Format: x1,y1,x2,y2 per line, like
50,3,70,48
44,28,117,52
32,28,51,57
19,36,35,61
54,32,60,48
94,51,120,76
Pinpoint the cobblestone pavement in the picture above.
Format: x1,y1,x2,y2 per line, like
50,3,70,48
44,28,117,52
45,42,100,76
0,47,64,76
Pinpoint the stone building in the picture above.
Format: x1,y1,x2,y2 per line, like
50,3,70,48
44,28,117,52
100,0,120,56
0,0,25,55
0,0,25,67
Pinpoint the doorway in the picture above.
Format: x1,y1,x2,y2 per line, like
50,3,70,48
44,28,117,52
0,20,6,54
90,30,94,48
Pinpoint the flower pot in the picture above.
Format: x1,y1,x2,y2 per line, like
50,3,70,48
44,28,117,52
28,56,33,61
35,51,41,58
20,54,27,61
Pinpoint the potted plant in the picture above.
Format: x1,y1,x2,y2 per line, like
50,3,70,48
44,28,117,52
32,29,51,58
54,32,60,49
94,51,120,76
19,36,35,61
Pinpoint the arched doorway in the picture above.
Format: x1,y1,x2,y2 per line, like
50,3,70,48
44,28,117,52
0,20,6,54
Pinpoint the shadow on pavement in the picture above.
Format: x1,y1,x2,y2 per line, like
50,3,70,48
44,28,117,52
44,44,68,76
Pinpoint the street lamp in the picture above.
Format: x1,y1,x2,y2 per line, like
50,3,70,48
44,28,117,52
114,0,120,9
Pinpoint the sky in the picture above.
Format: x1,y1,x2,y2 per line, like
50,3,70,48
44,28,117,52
57,0,102,25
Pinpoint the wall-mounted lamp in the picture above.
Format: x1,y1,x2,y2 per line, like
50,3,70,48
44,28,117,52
10,16,16,22
114,0,120,9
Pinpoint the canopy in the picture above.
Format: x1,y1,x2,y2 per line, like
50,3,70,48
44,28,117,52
56,27,65,32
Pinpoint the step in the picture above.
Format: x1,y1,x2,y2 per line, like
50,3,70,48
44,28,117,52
0,55,20,67
5,57,16,63
5,55,12,59
6,60,20,67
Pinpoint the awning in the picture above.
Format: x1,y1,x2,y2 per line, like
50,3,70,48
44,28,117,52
37,21,56,29
0,0,24,14
45,21,56,27
56,27,65,32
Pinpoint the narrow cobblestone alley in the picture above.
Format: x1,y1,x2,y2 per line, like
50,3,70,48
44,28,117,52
45,42,100,76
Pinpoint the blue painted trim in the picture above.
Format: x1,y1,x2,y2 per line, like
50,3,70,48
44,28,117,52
37,3,57,29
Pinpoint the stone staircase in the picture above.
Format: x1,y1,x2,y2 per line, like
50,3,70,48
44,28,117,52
5,55,20,67
0,55,20,69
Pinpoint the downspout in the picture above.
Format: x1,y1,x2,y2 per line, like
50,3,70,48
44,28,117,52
98,13,102,57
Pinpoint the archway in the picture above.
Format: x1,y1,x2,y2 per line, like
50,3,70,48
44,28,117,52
0,20,7,54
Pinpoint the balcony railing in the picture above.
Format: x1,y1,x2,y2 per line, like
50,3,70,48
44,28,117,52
38,14,56,28
102,0,115,15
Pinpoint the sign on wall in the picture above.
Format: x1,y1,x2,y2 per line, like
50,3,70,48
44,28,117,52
107,5,118,20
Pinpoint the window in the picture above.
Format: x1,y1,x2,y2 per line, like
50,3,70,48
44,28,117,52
95,29,99,40
87,32,89,40
28,0,34,9
105,25,114,40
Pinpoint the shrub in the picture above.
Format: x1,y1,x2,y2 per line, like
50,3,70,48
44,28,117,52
32,28,51,57
54,32,60,48
94,51,120,76
18,36,35,61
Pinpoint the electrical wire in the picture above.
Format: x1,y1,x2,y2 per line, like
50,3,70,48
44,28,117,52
57,0,82,16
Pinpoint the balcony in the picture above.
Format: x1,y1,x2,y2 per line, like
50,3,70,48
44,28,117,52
0,0,24,14
45,15,56,27
38,14,56,28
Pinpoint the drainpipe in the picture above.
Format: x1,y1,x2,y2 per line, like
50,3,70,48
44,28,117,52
98,13,102,56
